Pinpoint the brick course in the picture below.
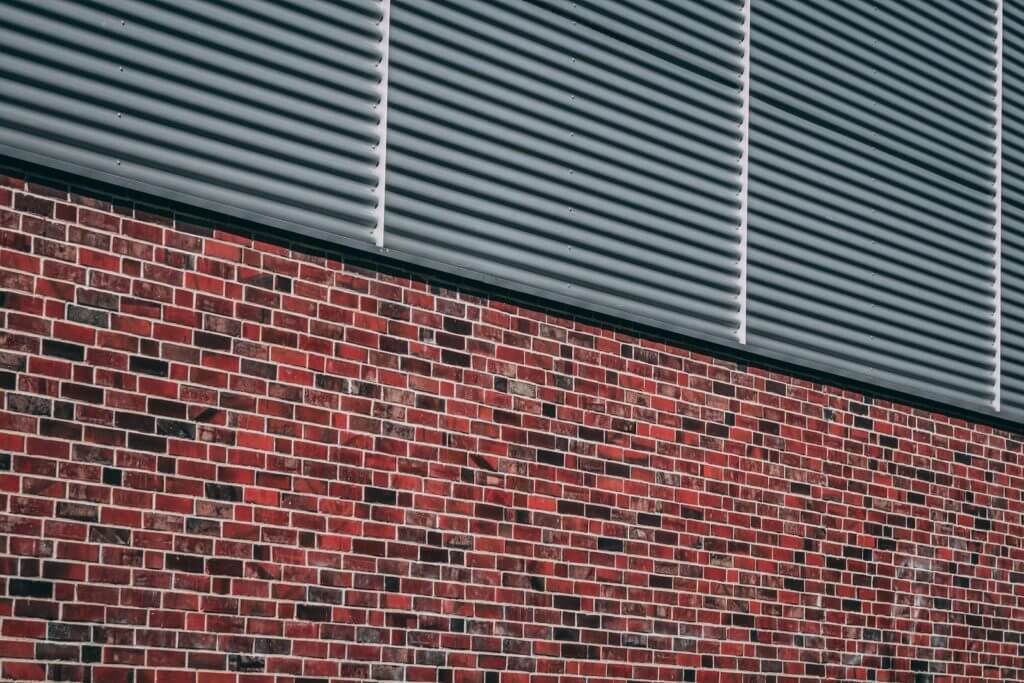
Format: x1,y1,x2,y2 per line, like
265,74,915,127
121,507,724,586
1,165,1024,681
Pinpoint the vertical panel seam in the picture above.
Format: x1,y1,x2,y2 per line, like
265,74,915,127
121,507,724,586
995,0,1005,410
737,0,751,344
373,0,392,248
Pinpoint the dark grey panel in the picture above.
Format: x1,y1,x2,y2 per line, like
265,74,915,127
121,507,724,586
0,0,383,245
748,1,1000,409
1003,1,1024,415
384,0,746,341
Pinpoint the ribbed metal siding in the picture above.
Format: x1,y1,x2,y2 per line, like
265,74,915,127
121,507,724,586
1003,1,1024,415
0,0,384,245
384,0,746,340
747,1,1001,408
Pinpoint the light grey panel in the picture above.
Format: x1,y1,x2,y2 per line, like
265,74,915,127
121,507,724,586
1003,1,1024,415
0,0,383,245
385,0,746,341
748,0,1000,409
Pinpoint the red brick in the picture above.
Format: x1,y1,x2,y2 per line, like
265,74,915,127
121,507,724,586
0,171,1022,682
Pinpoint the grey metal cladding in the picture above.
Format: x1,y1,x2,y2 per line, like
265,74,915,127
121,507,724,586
747,0,1001,409
1003,1,1024,415
384,0,746,341
0,0,384,245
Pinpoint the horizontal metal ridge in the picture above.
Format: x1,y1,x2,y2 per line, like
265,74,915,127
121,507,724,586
0,0,384,243
385,0,747,341
749,0,999,408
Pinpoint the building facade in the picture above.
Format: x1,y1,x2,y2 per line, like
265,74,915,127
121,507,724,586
1,2,1024,682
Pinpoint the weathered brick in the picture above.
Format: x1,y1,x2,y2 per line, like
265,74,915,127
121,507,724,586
7,393,52,415
42,339,84,361
129,355,168,377
165,554,204,573
10,579,53,597
15,192,54,217
227,655,265,672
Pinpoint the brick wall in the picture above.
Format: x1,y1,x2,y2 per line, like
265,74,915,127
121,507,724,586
1,163,1023,683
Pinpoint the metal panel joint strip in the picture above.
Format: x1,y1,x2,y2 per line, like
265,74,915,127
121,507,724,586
373,0,392,248
996,0,1006,411
738,0,752,344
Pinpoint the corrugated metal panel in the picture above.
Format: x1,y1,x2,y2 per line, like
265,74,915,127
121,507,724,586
384,0,747,341
0,0,384,246
747,1,1001,409
1002,0,1024,415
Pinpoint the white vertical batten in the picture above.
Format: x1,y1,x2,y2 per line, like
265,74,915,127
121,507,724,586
372,0,392,248
994,0,1005,410
737,0,751,344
